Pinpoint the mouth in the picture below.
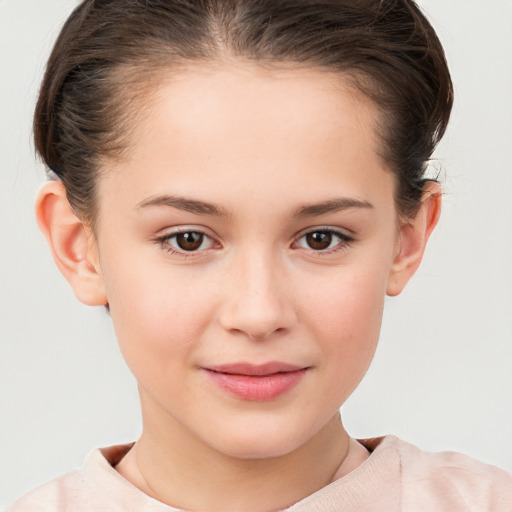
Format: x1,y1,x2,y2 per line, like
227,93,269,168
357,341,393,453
202,362,309,401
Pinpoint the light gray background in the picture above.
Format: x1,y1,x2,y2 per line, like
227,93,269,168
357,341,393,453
1,0,511,508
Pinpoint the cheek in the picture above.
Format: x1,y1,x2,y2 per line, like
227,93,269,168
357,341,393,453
296,261,389,387
103,259,216,379
299,262,387,337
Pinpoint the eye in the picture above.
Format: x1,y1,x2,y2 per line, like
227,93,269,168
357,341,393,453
172,231,209,251
295,229,353,252
156,230,216,254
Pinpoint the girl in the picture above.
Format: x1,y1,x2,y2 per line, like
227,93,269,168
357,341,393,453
6,0,512,510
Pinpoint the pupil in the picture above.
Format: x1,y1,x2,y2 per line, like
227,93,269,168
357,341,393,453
176,232,203,251
307,231,332,250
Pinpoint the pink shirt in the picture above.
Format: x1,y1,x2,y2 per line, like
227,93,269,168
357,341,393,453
8,436,512,511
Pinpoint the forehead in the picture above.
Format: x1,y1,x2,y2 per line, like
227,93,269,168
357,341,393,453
99,63,394,216
130,63,379,159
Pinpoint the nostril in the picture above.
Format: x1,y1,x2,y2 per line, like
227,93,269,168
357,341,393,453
218,267,296,339
248,326,288,341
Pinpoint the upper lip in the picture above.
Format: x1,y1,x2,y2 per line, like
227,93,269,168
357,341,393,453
204,362,307,376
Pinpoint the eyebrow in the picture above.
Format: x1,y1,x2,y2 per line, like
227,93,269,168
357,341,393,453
137,194,373,218
293,197,374,218
137,195,229,217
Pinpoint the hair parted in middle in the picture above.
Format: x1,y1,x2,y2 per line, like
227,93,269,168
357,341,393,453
34,0,453,225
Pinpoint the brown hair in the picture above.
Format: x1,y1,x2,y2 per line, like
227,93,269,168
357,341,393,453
34,0,453,224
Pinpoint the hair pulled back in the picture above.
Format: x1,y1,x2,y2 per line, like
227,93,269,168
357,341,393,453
34,0,453,224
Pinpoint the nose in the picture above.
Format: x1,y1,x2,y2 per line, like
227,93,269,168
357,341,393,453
218,250,296,341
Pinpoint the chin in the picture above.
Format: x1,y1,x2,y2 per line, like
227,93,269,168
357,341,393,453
217,435,302,460
201,415,320,460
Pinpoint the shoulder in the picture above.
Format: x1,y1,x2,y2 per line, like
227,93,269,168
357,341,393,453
7,468,88,512
389,436,512,512
7,443,136,512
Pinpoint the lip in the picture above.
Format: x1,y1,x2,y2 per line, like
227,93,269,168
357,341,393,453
202,362,308,401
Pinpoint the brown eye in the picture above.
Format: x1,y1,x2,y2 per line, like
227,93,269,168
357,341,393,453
156,229,216,256
174,232,205,251
305,231,334,250
295,229,353,253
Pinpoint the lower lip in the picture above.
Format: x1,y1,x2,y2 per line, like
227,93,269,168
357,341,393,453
204,369,307,401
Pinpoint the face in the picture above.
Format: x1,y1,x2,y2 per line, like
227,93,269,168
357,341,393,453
93,64,401,459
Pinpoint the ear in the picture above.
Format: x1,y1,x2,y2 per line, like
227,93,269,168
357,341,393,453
36,180,107,306
386,182,442,297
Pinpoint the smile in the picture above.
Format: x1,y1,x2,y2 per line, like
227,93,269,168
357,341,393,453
202,363,309,401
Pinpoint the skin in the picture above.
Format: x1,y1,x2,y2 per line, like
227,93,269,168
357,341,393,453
37,64,440,511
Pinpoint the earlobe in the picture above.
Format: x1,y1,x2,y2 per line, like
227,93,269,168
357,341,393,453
386,182,442,297
36,181,107,306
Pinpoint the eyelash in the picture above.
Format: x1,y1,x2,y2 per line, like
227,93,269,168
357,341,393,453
153,227,354,258
153,229,218,258
292,228,354,256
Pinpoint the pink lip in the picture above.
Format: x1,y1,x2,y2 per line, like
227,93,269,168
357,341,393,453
203,362,308,401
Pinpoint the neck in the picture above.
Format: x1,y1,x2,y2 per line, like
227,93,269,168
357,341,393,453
117,395,367,511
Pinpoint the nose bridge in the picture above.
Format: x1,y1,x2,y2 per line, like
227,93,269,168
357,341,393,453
220,244,293,340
